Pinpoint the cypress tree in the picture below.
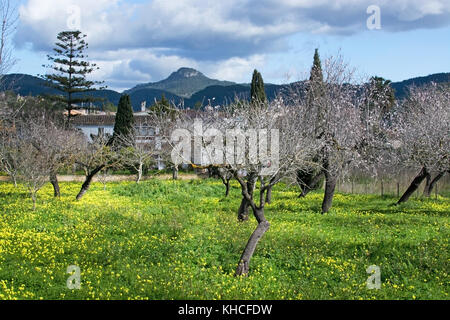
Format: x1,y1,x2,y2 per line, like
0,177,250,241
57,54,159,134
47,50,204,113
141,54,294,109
250,69,267,105
297,49,326,198
310,48,323,83
112,94,134,144
307,49,326,136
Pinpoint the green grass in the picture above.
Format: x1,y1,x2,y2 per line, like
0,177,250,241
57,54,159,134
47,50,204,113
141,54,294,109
0,179,448,300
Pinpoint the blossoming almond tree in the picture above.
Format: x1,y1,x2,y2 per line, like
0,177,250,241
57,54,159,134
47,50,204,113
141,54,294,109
393,84,449,203
172,98,318,276
292,54,392,213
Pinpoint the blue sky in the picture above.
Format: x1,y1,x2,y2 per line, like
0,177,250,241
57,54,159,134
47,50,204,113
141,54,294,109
9,0,450,92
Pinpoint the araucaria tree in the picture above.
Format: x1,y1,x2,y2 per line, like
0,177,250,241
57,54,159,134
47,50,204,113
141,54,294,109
42,30,104,125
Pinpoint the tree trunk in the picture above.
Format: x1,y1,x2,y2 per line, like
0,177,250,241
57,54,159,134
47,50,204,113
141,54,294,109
31,192,36,211
76,165,105,200
298,172,323,198
50,172,60,197
136,162,143,184
237,174,256,221
238,197,250,221
265,186,272,204
423,172,431,196
224,179,230,197
235,208,270,276
397,166,428,204
321,169,337,214
172,165,178,180
423,171,446,197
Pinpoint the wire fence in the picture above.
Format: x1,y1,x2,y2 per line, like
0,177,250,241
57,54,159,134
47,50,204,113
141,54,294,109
335,170,450,198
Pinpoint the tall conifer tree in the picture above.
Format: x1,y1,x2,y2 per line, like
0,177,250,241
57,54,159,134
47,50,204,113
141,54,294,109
250,69,267,104
112,94,134,144
42,30,104,125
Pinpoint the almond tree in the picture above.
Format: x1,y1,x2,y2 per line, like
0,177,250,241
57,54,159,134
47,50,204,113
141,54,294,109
171,97,317,276
115,129,157,183
146,98,184,179
3,119,54,209
29,120,84,197
0,0,18,79
0,124,20,186
393,84,449,203
75,134,118,200
289,54,392,213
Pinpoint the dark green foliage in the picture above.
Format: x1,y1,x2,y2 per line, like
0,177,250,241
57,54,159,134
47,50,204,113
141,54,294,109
310,48,323,83
250,69,267,104
112,94,134,144
149,94,178,120
307,49,326,137
41,30,105,124
369,76,396,114
102,102,118,113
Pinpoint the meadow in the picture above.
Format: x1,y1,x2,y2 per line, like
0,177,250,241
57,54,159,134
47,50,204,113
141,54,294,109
0,179,448,300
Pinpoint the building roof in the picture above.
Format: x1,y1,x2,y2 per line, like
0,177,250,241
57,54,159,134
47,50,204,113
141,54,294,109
70,110,219,126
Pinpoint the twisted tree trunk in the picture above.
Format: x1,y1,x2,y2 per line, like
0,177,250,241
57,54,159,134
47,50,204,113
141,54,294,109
237,173,257,221
222,177,230,197
423,171,446,197
76,164,105,200
235,213,269,276
49,172,60,197
397,166,428,204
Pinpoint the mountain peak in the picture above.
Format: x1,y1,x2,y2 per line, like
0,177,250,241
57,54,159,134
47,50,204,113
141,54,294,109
170,67,203,79
126,67,235,98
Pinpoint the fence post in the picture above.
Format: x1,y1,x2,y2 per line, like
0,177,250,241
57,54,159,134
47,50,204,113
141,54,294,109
397,182,400,197
381,180,384,196
351,180,354,194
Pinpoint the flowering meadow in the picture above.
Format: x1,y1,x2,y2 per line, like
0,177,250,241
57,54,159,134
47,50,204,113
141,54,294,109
0,179,448,300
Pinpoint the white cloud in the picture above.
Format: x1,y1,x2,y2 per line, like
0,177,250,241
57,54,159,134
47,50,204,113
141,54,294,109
204,55,266,83
86,48,265,91
14,0,450,91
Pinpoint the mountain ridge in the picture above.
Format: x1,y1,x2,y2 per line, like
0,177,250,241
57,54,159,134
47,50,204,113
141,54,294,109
1,69,449,111
125,67,235,98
